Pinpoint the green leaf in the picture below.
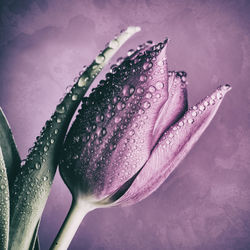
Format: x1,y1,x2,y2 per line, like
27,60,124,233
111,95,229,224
8,26,141,250
29,220,40,250
0,107,21,186
0,147,10,250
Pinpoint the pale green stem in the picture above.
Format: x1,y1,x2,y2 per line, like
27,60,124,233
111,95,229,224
50,200,94,250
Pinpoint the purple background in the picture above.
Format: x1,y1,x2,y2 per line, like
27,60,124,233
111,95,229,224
1,0,250,249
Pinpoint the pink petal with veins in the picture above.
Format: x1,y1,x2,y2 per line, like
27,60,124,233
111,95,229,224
115,84,231,205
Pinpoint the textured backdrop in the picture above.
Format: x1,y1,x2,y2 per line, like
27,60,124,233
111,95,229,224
0,0,250,249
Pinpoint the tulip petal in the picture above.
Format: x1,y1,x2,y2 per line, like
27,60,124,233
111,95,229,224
115,84,231,205
61,40,176,200
151,71,188,147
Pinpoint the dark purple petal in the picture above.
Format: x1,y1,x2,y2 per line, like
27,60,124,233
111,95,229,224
60,40,177,200
115,84,231,205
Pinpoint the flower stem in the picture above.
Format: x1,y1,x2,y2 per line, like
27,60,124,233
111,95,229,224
50,199,94,250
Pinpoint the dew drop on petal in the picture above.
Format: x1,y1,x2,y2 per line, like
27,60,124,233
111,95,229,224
192,111,197,117
199,105,205,111
156,82,164,89
204,101,209,106
139,75,147,82
188,118,194,124
78,77,89,87
156,93,161,99
43,176,48,181
117,102,126,111
143,62,153,70
149,86,156,93
210,99,215,105
137,87,144,94
35,163,41,170
138,109,145,115
178,121,184,126
56,118,62,123
129,129,135,136
72,94,78,101
95,55,105,64
143,101,151,109
101,128,107,136
56,104,65,114
127,49,135,56
109,39,119,49
217,92,223,100
115,117,122,123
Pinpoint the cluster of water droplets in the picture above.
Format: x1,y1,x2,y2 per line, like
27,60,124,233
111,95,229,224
159,84,231,150
0,155,9,246
61,39,170,197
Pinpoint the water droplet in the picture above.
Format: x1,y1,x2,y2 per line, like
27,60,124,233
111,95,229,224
222,84,231,90
199,105,205,111
143,101,151,109
72,94,78,101
143,62,153,71
43,146,48,152
54,129,59,134
56,118,62,123
149,86,156,93
101,128,107,136
127,49,135,56
145,92,152,99
73,154,79,160
117,102,126,110
156,93,161,99
136,87,144,94
156,82,164,89
192,111,197,117
188,118,194,124
35,163,41,170
115,117,122,123
204,101,209,106
146,40,153,45
56,104,65,114
0,184,5,190
78,77,89,87
179,121,184,126
123,85,135,97
109,39,119,49
129,129,135,136
117,57,123,65
50,139,54,144
96,114,104,123
43,176,48,181
217,92,223,100
138,109,144,115
139,75,147,82
209,99,215,105
95,55,105,64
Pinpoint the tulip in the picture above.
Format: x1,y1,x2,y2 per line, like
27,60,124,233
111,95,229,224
51,39,231,249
